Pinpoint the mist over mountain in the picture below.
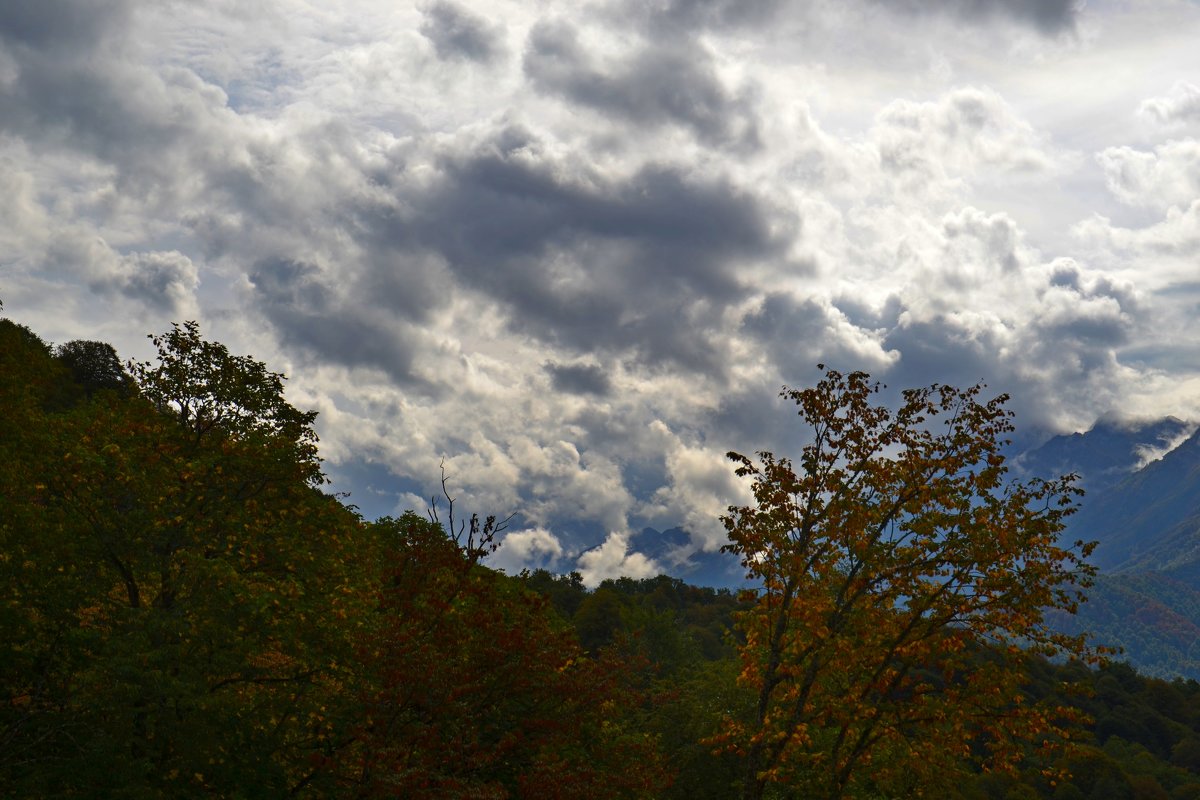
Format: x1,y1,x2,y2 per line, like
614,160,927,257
1013,416,1194,493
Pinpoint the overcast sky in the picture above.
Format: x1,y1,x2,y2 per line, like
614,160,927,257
3,0,1199,584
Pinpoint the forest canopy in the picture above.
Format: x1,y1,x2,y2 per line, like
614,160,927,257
3,315,1200,799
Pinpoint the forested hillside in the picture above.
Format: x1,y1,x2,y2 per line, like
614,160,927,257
5,314,1200,799
1021,421,1200,681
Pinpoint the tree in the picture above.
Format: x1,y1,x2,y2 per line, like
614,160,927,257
1,321,368,796
55,339,134,398
717,368,1100,800
338,513,669,799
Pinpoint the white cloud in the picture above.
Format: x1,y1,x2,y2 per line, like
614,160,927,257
639,420,755,557
1139,82,1200,129
871,87,1062,197
490,526,565,573
575,531,661,588
1096,140,1200,211
3,0,1200,584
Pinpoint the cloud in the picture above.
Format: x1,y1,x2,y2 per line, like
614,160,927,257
1096,141,1200,211
604,0,1078,38
545,361,613,396
0,0,134,50
490,526,565,573
1139,82,1200,128
523,20,760,150
872,87,1059,193
639,421,754,556
1075,201,1200,260
3,0,1200,587
866,0,1080,35
247,258,425,384
576,530,661,587
741,293,895,380
420,1,505,64
38,235,199,316
608,0,785,35
393,126,786,372
109,251,201,314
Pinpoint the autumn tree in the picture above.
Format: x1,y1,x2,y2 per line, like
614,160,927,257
1,320,370,796
718,368,1099,800
339,512,670,799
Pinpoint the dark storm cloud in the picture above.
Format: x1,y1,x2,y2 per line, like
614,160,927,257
0,0,132,50
882,317,1003,397
0,0,228,200
742,293,838,372
870,0,1080,35
380,126,787,372
545,361,614,396
523,21,760,151
249,258,421,384
419,1,504,63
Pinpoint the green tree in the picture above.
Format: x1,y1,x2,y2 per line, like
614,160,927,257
717,368,1100,800
55,339,134,398
1,321,368,796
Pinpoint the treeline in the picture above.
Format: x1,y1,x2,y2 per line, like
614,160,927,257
0,318,665,797
4,314,1200,799
525,571,1200,799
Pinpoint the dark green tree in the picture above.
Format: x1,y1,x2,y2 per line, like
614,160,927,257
55,339,134,398
1,321,368,796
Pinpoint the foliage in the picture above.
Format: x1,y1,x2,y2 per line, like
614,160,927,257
10,313,1200,799
717,368,1101,799
54,339,134,398
1,318,367,796
1,314,671,797
333,513,669,799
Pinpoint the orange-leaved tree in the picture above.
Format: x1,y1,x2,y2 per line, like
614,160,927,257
337,512,670,799
718,368,1100,800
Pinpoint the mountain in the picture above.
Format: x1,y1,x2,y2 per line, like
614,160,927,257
1048,571,1200,680
1028,419,1200,680
632,527,752,590
1063,426,1200,573
1013,416,1193,493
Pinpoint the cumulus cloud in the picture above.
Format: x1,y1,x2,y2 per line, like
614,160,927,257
639,421,754,556
872,88,1059,194
420,1,506,64
490,526,565,573
576,531,661,587
1139,82,1200,128
37,235,199,317
1075,201,1200,260
523,20,760,150
390,127,786,372
1096,141,1200,211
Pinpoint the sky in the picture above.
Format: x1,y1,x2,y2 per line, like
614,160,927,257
2,0,1199,585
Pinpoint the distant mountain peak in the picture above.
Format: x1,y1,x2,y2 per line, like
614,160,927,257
1014,415,1193,492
